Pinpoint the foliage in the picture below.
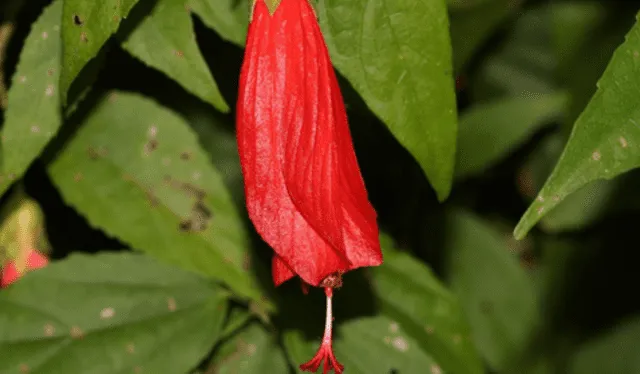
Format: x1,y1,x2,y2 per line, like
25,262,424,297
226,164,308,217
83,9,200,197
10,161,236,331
1,0,639,373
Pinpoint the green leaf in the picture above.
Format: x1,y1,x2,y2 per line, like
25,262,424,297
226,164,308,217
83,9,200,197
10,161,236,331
48,91,266,305
518,134,615,232
551,1,606,73
318,0,458,201
207,323,289,373
0,252,227,374
188,0,248,46
445,210,539,371
60,0,140,102
284,315,444,374
0,1,62,197
519,134,640,233
456,92,567,178
371,235,484,374
122,0,228,112
514,13,640,239
219,308,252,339
569,317,640,374
449,0,519,72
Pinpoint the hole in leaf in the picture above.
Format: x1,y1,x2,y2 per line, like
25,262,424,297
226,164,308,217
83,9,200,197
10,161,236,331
73,14,84,26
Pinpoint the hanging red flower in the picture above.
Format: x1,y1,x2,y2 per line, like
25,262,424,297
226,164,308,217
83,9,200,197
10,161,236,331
236,0,383,372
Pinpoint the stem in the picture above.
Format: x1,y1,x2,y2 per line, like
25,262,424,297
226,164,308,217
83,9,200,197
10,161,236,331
322,289,333,345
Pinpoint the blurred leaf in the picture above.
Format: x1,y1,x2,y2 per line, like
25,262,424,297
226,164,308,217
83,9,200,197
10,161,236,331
122,0,228,112
318,0,458,201
220,308,252,340
371,235,484,374
569,316,640,374
48,91,267,306
60,0,140,102
553,3,633,130
189,0,248,46
472,5,557,100
0,252,227,374
0,190,50,266
551,1,606,72
445,210,539,371
539,180,615,233
284,315,444,374
207,323,288,373
0,1,62,197
456,92,567,178
449,0,519,72
514,13,640,239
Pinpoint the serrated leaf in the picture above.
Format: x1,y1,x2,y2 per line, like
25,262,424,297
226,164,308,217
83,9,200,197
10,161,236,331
48,91,265,305
569,317,640,374
122,0,228,112
0,1,62,197
445,210,539,371
0,252,227,374
284,315,444,374
60,0,140,102
318,0,458,201
449,0,518,72
514,13,640,239
371,235,484,374
456,92,567,178
207,323,288,373
188,0,248,46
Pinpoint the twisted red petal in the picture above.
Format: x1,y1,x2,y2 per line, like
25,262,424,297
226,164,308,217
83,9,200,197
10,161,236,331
238,0,382,287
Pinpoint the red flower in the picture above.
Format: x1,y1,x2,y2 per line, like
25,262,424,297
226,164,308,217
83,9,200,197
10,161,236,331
1,249,48,287
236,0,383,372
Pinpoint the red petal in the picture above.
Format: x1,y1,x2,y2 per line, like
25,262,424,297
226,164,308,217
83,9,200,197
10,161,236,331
280,0,382,269
237,0,350,286
1,262,19,288
272,254,296,286
1,250,48,287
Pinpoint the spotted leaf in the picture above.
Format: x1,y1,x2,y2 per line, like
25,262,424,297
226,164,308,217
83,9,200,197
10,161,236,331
0,1,62,197
0,252,227,374
48,91,267,307
60,0,140,102
370,235,484,374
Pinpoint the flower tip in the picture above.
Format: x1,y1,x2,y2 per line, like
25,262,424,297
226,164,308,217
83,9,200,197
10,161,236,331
300,342,344,374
